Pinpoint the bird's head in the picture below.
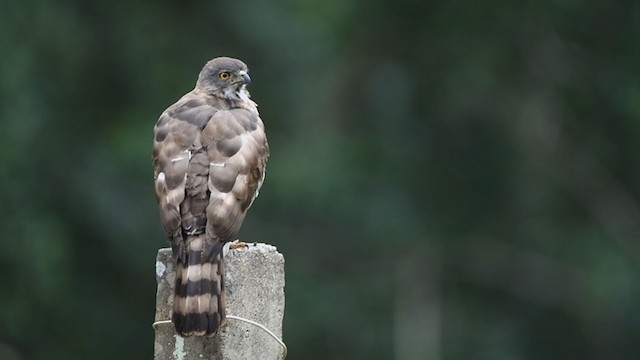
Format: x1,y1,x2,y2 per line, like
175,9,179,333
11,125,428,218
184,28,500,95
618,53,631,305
195,57,252,102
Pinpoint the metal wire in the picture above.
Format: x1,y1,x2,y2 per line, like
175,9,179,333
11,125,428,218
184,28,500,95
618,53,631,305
227,315,287,359
152,316,287,359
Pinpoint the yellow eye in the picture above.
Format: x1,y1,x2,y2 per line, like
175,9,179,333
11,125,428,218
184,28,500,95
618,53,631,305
218,72,230,80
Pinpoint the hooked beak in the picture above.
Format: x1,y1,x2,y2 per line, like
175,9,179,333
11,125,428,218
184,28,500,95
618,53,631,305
236,71,251,85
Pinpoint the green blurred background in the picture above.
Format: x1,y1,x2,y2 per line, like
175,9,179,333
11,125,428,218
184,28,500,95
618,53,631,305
2,0,639,359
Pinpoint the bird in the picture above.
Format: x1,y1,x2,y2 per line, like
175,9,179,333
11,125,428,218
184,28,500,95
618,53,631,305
152,57,269,337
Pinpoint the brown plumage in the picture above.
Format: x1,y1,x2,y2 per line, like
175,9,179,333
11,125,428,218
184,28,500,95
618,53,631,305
152,57,269,336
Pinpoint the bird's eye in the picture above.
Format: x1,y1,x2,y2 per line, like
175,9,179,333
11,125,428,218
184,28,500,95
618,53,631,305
218,72,230,80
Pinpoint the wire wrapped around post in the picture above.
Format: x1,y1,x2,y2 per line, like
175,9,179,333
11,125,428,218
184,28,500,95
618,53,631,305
153,244,286,360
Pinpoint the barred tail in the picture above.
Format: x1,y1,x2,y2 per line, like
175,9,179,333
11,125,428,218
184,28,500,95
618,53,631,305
172,235,226,337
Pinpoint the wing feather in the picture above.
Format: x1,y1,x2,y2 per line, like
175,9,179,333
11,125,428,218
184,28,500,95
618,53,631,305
202,109,269,241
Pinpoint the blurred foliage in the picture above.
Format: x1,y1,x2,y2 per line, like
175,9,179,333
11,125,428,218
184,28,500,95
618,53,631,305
1,0,640,359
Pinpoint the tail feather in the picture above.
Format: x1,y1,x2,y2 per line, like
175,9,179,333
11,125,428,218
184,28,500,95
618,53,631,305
172,235,226,336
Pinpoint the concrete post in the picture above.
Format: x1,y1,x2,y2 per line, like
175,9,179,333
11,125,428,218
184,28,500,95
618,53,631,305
153,243,286,360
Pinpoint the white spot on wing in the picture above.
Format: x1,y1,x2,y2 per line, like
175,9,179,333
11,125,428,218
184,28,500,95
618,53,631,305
171,151,191,163
185,228,200,235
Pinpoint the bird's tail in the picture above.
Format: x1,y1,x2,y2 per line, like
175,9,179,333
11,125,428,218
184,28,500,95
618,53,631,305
172,235,226,337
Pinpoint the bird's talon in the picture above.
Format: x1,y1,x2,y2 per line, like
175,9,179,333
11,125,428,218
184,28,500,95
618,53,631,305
229,240,249,250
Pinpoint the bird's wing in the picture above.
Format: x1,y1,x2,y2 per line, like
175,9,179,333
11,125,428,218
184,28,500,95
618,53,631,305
201,108,269,243
153,93,218,259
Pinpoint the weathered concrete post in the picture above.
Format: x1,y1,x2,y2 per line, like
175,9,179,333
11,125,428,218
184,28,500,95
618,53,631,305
153,243,286,360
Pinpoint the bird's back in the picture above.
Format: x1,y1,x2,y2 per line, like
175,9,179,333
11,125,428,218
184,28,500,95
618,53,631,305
153,78,268,336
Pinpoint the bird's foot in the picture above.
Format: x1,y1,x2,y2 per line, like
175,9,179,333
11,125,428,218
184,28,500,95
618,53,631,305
228,240,249,250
